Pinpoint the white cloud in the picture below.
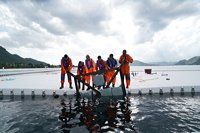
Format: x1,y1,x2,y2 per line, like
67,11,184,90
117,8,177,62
0,0,200,65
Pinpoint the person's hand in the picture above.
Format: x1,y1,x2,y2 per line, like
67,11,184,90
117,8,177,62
122,59,128,62
126,60,131,63
65,71,69,73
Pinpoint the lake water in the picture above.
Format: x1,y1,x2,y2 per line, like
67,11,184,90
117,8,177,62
1,93,200,133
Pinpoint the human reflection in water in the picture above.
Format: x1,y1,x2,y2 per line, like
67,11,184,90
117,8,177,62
117,97,136,131
83,100,100,132
58,96,136,132
59,99,76,130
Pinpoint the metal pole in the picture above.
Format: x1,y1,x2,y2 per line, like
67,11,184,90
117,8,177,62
67,71,101,96
120,69,126,96
105,68,120,88
73,77,80,97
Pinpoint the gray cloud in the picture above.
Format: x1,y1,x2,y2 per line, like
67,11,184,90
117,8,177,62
0,0,112,50
0,0,200,64
132,0,199,30
5,1,67,36
120,0,200,44
16,0,111,35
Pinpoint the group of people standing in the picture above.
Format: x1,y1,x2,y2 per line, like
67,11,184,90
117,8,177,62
59,49,133,90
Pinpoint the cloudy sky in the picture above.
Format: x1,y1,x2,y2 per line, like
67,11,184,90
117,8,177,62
0,0,200,65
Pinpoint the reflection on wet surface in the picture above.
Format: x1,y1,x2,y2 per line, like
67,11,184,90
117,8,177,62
1,94,200,133
58,96,136,132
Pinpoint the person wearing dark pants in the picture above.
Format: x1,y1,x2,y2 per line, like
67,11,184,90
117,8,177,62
96,55,107,89
85,55,95,90
119,50,133,88
107,54,118,88
60,54,73,89
77,61,87,90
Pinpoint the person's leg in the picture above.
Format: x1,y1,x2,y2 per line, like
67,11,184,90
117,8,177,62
125,73,131,88
85,75,90,84
106,71,111,87
111,70,116,87
120,73,125,83
103,74,106,88
67,73,73,89
92,74,94,87
78,80,81,89
82,79,85,90
86,75,91,90
60,70,65,89
88,75,91,84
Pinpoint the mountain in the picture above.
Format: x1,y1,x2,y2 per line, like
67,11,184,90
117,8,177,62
0,46,48,65
175,56,200,65
130,60,150,66
148,61,177,66
116,59,150,66
1,45,200,66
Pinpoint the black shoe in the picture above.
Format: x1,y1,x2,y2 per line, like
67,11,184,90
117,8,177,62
82,84,85,90
59,83,64,89
69,83,73,89
86,87,90,91
112,83,115,88
78,82,81,89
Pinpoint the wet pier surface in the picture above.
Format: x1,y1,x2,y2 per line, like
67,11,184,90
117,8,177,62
0,66,200,96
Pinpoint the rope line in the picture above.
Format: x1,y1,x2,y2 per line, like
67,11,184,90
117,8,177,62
132,76,159,82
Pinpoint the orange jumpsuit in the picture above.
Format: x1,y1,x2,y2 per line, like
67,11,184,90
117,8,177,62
85,58,95,84
95,59,108,83
106,58,117,83
77,62,87,80
119,54,133,86
60,57,73,84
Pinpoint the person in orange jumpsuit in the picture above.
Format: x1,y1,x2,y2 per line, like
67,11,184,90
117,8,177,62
77,61,87,90
59,54,73,89
106,54,118,87
95,55,108,89
119,50,133,88
85,55,95,89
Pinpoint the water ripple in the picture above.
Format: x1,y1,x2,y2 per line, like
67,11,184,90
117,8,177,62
0,95,200,133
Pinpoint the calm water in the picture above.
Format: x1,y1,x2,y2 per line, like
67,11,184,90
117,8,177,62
0,94,200,133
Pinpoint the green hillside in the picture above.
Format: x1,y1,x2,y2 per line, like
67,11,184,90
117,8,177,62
175,56,200,65
0,46,50,68
130,60,151,66
1,45,200,67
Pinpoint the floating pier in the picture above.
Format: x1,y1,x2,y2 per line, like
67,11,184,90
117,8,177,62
1,66,200,99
